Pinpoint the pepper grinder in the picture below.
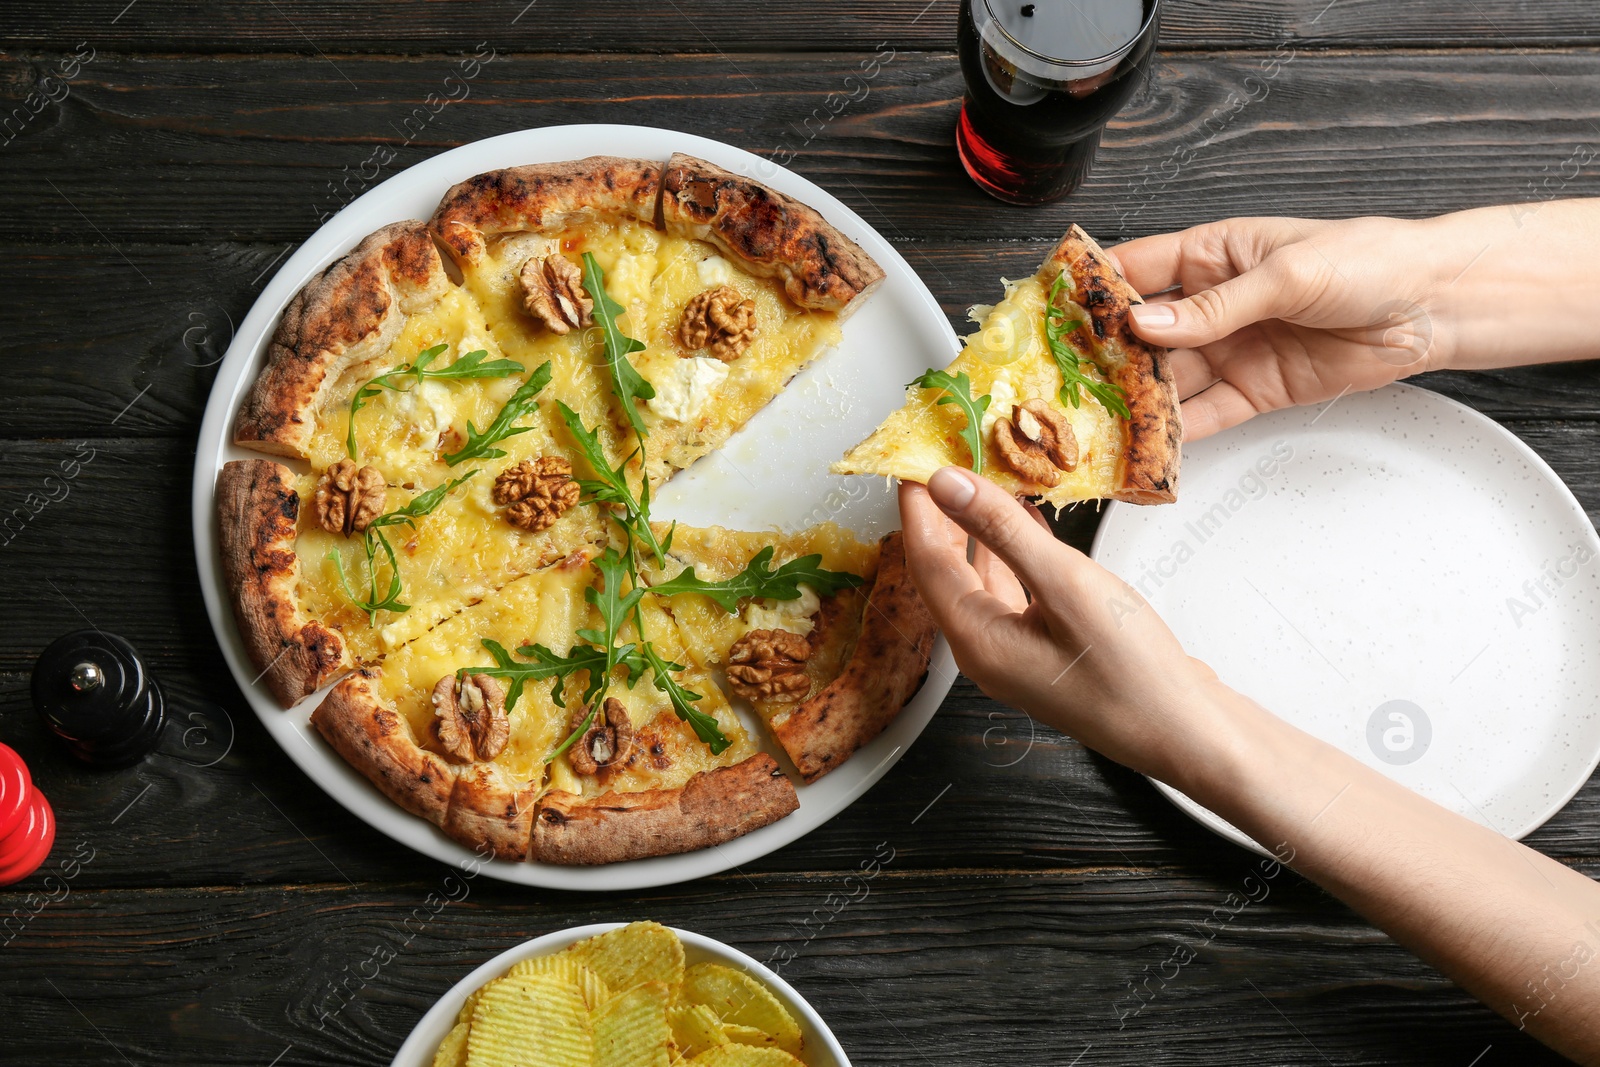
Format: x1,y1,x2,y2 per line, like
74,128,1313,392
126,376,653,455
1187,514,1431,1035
32,630,167,768
0,742,54,885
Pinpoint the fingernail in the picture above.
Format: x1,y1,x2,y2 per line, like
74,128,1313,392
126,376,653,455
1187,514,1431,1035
1131,302,1177,328
927,466,976,511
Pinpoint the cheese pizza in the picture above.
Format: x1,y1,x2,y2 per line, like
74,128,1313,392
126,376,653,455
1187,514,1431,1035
216,155,937,866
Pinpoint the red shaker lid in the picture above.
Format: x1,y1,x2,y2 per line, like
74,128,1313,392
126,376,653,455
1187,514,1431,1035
0,743,31,843
0,789,55,885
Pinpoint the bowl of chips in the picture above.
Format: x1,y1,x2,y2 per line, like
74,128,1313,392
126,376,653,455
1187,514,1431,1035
393,921,850,1067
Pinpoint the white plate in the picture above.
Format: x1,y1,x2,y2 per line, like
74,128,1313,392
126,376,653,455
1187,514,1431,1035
390,923,850,1067
1091,383,1600,854
192,124,959,888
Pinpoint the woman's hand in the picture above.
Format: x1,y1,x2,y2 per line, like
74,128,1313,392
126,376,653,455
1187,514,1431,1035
898,467,1231,786
1114,201,1600,440
899,465,1600,1062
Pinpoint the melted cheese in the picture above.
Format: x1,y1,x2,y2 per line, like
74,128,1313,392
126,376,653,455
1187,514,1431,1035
980,372,1017,437
371,557,755,796
834,275,1124,507
642,522,878,672
742,585,821,636
696,255,733,287
647,355,729,423
283,213,868,801
374,559,599,788
615,225,843,483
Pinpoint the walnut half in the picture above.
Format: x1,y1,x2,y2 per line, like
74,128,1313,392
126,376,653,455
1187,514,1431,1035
493,456,580,532
431,673,510,763
314,458,386,536
993,398,1079,488
727,628,812,703
678,285,757,361
567,697,633,776
519,253,593,334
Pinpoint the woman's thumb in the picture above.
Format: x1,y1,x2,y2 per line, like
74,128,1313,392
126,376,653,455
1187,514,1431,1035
1129,255,1304,348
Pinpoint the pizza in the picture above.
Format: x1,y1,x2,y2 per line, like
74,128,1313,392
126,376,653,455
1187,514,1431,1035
215,154,939,867
835,225,1182,505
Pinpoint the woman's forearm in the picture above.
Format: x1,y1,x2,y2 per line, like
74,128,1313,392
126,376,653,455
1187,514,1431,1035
1171,686,1600,1063
1424,198,1600,371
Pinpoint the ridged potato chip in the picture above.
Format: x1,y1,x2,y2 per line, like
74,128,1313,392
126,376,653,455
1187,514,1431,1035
507,955,612,1009
457,987,482,1025
467,973,592,1067
560,921,685,994
686,1045,806,1067
594,980,673,1067
681,963,803,1057
723,1024,782,1050
437,925,811,1067
668,1002,728,1061
433,1020,469,1067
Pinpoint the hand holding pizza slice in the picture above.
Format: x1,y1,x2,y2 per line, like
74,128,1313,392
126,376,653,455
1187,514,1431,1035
835,225,1182,506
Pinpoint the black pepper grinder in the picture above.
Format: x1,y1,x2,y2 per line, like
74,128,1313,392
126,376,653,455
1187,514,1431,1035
32,630,167,768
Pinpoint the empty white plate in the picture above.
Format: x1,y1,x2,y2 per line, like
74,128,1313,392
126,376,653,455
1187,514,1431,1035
1091,383,1600,854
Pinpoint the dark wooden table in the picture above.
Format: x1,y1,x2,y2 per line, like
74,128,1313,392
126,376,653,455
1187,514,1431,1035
4,3,1600,1064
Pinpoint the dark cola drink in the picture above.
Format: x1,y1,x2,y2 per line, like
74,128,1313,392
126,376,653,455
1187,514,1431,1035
957,0,1160,205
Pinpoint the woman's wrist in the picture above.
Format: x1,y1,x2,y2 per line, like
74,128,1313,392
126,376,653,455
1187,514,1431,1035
1153,679,1343,838
1419,200,1600,372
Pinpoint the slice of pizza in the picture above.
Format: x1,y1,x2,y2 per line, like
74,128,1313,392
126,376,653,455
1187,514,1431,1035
220,224,612,705
309,547,799,863
641,524,936,783
427,154,883,487
834,225,1181,505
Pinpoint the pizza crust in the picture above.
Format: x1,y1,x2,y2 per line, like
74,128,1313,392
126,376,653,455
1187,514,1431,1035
772,532,935,782
445,763,541,863
429,156,663,267
216,459,350,708
234,221,451,459
312,672,546,860
1040,225,1182,504
660,153,884,316
312,669,800,865
310,670,457,826
531,753,799,865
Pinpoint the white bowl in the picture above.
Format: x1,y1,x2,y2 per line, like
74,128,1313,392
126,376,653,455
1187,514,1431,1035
390,923,850,1067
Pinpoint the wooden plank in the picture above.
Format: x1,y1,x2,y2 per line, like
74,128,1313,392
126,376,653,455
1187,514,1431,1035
6,426,1600,674
2,431,1598,890
2,51,1599,245
3,238,1598,443
0,876,1565,1066
2,0,1598,52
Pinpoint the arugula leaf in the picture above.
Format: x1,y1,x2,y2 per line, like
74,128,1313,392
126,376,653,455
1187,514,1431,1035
329,528,407,626
912,368,992,476
469,638,621,713
579,252,653,438
367,470,477,534
554,400,670,567
648,546,864,614
582,549,648,685
328,472,476,624
639,640,729,755
1045,273,1132,420
443,360,554,466
346,343,525,460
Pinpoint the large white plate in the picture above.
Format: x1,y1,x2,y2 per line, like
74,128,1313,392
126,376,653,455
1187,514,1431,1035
1091,383,1600,854
192,125,959,888
390,923,851,1067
